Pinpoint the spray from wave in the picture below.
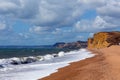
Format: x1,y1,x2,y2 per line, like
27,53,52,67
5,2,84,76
0,51,66,69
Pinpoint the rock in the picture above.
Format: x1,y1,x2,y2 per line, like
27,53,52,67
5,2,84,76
53,42,66,48
24,57,37,63
88,31,120,49
11,60,20,65
52,54,58,57
10,58,21,65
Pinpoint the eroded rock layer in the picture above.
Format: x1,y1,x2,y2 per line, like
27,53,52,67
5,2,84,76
88,31,120,49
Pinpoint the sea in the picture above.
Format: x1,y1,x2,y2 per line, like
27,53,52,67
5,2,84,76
0,46,94,80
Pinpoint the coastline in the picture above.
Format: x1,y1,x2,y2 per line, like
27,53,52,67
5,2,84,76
0,48,94,80
40,45,120,80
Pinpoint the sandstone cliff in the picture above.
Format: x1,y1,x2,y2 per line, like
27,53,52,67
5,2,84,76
53,41,87,49
88,31,120,49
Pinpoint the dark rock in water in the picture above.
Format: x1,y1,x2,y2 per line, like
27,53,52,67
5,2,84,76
24,58,37,63
53,54,58,57
21,61,28,64
10,57,38,65
53,41,87,49
11,60,20,65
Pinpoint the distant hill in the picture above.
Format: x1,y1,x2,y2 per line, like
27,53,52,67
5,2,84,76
53,41,87,49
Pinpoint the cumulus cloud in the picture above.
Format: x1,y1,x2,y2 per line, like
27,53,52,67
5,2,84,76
74,16,118,32
89,33,94,38
31,0,86,27
0,0,119,30
0,0,119,45
96,0,120,29
80,0,106,8
0,0,118,29
0,22,6,30
0,0,97,27
29,26,52,34
97,0,120,18
0,2,17,14
18,33,29,39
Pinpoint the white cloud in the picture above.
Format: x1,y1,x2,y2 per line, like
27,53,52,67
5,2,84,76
31,0,86,27
93,16,117,29
52,28,62,34
18,33,29,39
0,0,20,16
80,0,106,8
97,0,120,28
74,16,118,32
0,22,6,30
0,0,120,45
89,33,94,38
0,0,119,31
0,2,17,13
97,0,120,18
29,26,50,34
0,0,96,27
76,35,84,40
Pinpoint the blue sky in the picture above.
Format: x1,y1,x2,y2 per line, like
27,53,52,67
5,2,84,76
0,0,120,45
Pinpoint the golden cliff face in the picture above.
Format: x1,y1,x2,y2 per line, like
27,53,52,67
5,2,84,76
88,32,120,49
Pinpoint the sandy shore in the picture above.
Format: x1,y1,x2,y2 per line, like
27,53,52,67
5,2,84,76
40,45,120,80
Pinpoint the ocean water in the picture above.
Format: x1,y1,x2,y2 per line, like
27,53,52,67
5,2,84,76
0,46,70,59
0,47,95,80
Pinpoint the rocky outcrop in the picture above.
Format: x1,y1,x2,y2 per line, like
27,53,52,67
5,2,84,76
53,41,87,49
53,42,66,48
88,31,120,49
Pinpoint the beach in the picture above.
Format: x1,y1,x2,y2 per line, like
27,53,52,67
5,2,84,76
41,45,120,80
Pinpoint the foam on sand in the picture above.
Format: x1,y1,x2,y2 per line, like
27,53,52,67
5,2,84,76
0,49,95,80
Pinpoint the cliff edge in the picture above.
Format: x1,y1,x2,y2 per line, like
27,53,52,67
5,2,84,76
88,31,120,49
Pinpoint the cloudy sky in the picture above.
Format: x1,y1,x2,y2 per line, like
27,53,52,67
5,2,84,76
0,0,120,45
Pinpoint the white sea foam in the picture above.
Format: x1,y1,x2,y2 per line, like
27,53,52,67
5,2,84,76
0,49,95,80
58,51,65,57
44,54,54,60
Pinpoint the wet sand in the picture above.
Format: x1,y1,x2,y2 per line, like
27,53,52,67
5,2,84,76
40,46,120,80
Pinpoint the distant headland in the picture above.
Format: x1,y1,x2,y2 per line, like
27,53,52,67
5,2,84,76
53,41,87,49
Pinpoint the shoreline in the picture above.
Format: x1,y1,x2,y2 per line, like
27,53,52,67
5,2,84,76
0,48,94,80
40,45,120,80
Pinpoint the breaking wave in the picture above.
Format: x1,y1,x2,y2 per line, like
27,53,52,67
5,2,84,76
0,49,95,80
0,51,66,69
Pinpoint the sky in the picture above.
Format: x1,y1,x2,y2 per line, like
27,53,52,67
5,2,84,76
0,0,120,45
